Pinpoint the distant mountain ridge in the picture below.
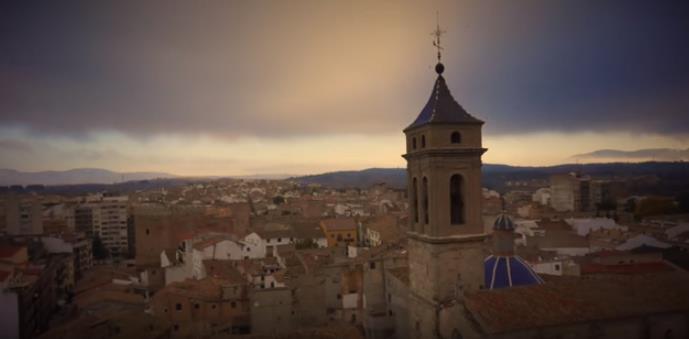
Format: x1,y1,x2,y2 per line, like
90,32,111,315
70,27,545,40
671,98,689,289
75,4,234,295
293,162,689,190
573,148,689,161
0,168,175,186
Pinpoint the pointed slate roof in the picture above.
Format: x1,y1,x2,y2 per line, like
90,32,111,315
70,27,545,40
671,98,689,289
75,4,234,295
405,65,483,131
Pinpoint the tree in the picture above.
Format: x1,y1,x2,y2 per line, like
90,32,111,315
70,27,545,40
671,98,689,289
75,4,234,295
635,197,677,219
295,239,319,249
272,195,285,205
677,192,689,213
92,235,109,260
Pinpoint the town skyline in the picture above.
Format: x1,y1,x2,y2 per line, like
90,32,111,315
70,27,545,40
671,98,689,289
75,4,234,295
2,2,689,338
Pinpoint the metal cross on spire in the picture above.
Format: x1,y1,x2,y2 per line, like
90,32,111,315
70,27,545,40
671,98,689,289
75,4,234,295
432,11,445,63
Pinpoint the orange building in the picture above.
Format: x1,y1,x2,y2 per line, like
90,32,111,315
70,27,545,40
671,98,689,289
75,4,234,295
319,218,357,247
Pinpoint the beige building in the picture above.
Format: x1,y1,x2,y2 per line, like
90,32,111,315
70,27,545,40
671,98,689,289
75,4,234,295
4,197,43,235
550,173,586,212
150,276,249,337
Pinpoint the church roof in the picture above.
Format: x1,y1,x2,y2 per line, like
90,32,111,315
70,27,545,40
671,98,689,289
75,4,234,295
465,273,689,334
484,255,544,290
405,68,483,131
493,213,515,231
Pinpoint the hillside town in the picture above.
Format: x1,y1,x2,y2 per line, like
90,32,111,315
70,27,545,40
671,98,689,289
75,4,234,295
2,155,689,339
2,3,689,338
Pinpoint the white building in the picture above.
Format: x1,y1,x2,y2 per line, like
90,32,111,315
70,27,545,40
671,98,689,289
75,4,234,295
565,217,627,237
532,187,551,206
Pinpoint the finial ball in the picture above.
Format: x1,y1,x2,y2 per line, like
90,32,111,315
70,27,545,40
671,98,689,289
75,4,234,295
435,62,445,74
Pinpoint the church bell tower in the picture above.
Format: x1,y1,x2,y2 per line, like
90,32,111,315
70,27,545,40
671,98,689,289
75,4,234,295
404,23,488,339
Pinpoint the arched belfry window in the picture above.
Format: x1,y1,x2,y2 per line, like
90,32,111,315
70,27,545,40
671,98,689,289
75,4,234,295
451,131,461,144
412,137,417,150
412,178,419,224
422,177,429,225
450,175,465,224
421,135,426,148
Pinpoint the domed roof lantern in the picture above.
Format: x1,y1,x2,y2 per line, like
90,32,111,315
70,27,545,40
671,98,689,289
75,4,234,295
484,212,544,289
493,213,515,232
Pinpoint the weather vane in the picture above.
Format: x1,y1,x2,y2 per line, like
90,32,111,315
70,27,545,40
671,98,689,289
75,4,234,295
432,11,445,63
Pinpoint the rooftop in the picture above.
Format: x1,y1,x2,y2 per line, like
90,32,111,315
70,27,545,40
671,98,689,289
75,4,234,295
320,218,357,231
405,73,483,131
387,266,410,286
0,245,25,259
465,273,689,334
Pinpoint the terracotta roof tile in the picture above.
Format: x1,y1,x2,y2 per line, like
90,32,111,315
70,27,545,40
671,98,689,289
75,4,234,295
465,273,689,334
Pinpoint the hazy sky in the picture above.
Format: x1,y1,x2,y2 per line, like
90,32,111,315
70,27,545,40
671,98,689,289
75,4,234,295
1,1,688,176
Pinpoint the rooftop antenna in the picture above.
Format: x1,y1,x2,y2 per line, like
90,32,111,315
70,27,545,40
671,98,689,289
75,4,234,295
432,11,446,74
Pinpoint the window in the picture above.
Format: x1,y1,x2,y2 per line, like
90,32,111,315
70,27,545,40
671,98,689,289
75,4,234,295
370,262,376,270
450,175,464,225
421,135,426,148
412,137,417,150
412,178,419,224
451,131,461,144
422,177,429,225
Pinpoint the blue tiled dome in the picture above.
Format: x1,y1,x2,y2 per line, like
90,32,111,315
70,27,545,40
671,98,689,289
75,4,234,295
493,213,515,231
484,255,543,290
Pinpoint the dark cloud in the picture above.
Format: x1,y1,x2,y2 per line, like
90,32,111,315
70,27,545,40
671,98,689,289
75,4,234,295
1,1,688,139
0,138,33,153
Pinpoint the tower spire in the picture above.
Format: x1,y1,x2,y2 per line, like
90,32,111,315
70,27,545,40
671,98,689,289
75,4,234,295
432,11,445,74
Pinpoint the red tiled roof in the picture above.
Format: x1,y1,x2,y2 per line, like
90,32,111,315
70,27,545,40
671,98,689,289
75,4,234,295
465,273,689,334
581,262,674,275
0,270,12,281
203,260,247,284
320,218,357,231
0,245,25,258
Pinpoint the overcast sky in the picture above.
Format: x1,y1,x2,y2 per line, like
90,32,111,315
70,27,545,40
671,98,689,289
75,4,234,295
1,0,688,175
